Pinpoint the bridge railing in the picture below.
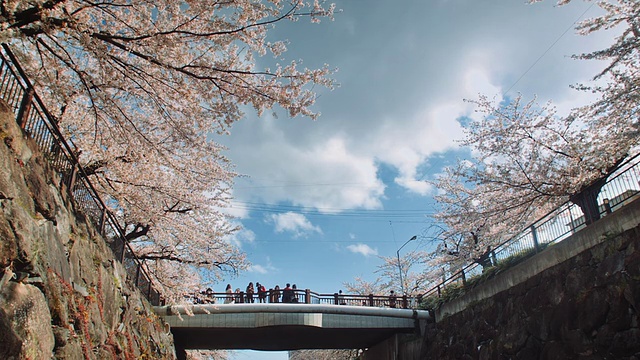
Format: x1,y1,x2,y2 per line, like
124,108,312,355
184,289,420,309
422,153,640,301
0,44,162,305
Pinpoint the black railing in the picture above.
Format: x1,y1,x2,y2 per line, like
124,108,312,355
183,289,420,309
0,44,162,305
422,153,640,300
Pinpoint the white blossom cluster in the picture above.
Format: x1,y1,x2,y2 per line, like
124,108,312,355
0,0,336,300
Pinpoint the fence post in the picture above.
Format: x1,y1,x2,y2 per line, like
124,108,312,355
603,198,612,214
99,209,107,236
116,234,127,263
333,293,339,305
568,206,576,234
402,294,408,309
368,294,374,307
16,87,34,129
530,224,540,253
135,264,141,287
461,270,466,286
67,163,78,192
305,289,311,304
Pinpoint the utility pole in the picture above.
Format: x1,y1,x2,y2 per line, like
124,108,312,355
396,235,417,295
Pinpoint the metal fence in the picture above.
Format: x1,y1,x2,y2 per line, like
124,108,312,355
183,289,419,309
422,153,640,299
0,44,162,305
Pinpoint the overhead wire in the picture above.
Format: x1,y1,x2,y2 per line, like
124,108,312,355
502,1,597,97
228,200,434,223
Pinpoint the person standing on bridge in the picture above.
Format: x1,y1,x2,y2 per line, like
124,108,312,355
338,290,346,305
282,283,293,303
246,282,255,303
389,290,397,308
257,282,267,303
204,288,215,304
271,285,281,303
235,288,244,303
225,284,234,304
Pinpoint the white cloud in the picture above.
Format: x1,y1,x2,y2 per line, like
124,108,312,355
248,264,268,274
365,62,500,196
225,122,385,211
247,257,278,274
224,227,255,248
220,0,618,212
266,212,322,238
346,243,378,257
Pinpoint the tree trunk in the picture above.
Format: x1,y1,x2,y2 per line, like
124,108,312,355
569,156,627,226
569,177,606,226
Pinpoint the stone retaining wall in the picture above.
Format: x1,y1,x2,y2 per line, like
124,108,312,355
421,213,640,358
0,101,176,359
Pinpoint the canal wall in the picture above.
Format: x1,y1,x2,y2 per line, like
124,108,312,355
0,102,176,359
420,198,640,358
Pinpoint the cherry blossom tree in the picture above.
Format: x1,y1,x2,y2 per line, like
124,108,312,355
434,94,626,247
0,0,335,298
559,0,640,170
289,349,361,360
417,223,488,283
187,349,228,360
343,276,387,296
531,0,640,158
431,0,639,273
344,246,430,297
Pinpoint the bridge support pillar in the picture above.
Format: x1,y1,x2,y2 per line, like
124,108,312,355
174,342,187,360
358,334,422,360
358,335,398,360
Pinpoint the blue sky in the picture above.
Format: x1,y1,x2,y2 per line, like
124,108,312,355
213,1,615,358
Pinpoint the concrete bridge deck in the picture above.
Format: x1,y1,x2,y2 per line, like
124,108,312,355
154,303,431,351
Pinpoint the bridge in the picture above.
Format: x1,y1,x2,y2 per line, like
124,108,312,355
153,291,430,356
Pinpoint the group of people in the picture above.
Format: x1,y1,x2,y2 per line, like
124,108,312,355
192,285,406,308
192,287,217,304
193,282,301,304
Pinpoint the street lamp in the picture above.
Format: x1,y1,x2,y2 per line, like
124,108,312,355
396,235,417,295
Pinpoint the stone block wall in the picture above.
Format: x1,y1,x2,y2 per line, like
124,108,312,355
0,101,176,359
421,221,640,358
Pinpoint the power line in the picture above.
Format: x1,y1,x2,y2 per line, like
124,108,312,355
246,239,405,244
232,200,430,212
229,201,435,220
503,1,597,97
389,221,398,248
234,182,373,189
